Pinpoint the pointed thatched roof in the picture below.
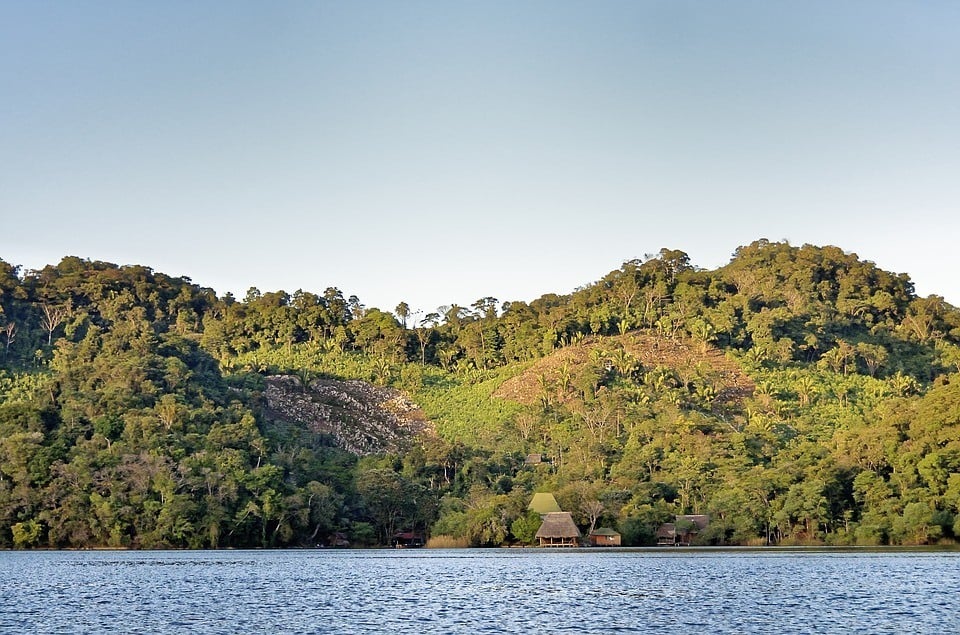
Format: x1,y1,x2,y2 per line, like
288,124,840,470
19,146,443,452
535,512,581,539
589,527,620,537
528,492,562,514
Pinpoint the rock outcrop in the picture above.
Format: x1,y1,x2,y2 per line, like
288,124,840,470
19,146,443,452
264,375,431,455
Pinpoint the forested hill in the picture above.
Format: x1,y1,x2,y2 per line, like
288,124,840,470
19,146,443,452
1,240,959,549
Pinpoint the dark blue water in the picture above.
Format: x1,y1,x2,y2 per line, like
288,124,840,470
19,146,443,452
1,548,957,633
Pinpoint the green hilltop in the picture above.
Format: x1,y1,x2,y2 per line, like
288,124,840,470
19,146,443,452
1,239,959,548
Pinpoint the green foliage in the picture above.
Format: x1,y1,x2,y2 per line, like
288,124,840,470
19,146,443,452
510,510,542,545
0,371,49,405
618,514,659,547
415,370,525,448
2,244,960,548
11,519,43,548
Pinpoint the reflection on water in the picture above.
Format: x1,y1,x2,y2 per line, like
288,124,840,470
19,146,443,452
2,548,958,634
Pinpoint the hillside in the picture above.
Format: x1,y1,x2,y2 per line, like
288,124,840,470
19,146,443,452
493,332,755,409
2,240,960,549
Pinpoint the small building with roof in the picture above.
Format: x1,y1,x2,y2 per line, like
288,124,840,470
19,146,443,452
535,512,582,547
393,531,425,548
588,527,622,547
524,453,545,466
657,514,709,546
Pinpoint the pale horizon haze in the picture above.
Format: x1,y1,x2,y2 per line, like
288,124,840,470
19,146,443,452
2,2,958,316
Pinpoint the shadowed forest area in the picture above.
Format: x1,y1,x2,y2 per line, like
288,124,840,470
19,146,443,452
2,240,960,549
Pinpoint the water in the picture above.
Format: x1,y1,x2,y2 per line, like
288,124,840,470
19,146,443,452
1,548,958,634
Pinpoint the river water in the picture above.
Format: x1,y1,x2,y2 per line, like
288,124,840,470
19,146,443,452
1,548,957,634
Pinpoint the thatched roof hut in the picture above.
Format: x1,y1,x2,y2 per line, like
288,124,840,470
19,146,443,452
528,492,562,515
535,512,581,547
524,453,544,465
656,523,677,545
657,514,710,545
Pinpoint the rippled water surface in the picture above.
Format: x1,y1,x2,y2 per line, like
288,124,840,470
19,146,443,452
2,548,958,633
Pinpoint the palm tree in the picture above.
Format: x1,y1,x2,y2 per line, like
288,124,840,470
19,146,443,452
609,349,637,378
556,364,572,400
691,318,716,353
795,376,817,407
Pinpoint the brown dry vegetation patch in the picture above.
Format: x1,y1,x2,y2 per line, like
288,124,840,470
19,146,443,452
493,332,754,408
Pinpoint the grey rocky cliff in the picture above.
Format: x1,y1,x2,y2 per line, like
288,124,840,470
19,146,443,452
263,375,431,455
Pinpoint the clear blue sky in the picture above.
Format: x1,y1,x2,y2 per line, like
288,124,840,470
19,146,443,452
2,1,958,315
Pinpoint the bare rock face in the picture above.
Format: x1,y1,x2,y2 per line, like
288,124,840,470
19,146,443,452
263,375,431,455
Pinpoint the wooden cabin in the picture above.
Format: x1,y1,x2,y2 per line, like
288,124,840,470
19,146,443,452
588,527,621,547
656,523,678,546
535,512,581,547
657,515,709,546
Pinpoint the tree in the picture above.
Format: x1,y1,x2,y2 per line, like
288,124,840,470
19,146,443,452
510,510,542,545
774,479,830,541
2,321,15,362
356,468,413,545
40,303,69,346
395,302,411,329
441,304,469,332
795,376,818,407
889,371,920,397
348,295,365,320
581,499,605,536
901,296,943,344
414,314,439,366
893,502,940,545
352,309,404,360
302,481,342,544
611,261,640,319
463,493,510,546
471,297,499,321
12,519,44,548
690,318,717,353
856,343,888,377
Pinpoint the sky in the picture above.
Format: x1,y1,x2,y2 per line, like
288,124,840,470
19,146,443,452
2,1,958,316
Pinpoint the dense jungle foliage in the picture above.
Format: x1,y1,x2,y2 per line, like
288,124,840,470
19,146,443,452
2,240,960,549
